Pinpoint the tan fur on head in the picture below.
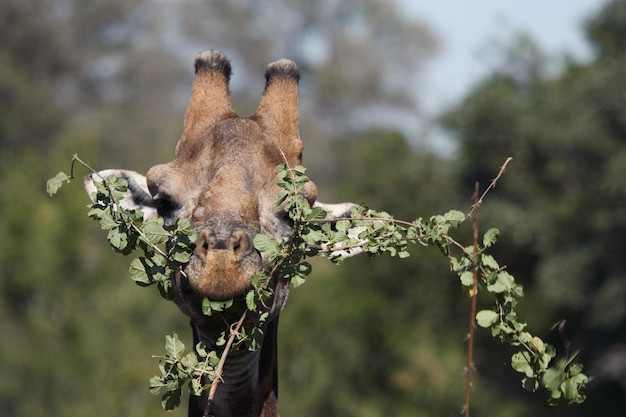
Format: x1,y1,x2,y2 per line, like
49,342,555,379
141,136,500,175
143,52,307,301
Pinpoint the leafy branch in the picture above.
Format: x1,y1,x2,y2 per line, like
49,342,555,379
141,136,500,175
149,333,219,410
47,156,254,409
264,158,587,408
47,154,587,413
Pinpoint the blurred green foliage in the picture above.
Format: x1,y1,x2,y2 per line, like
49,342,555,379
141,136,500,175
441,1,626,415
2,0,625,416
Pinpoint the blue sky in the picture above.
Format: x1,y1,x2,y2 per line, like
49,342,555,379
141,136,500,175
403,1,608,114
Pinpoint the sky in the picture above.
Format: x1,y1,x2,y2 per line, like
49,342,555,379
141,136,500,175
403,1,608,115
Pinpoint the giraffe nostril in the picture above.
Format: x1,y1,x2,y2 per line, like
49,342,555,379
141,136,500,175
231,230,251,260
195,228,252,260
196,230,218,256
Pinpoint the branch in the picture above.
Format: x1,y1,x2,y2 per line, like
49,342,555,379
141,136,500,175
467,157,513,219
206,311,247,405
463,182,480,417
72,154,168,259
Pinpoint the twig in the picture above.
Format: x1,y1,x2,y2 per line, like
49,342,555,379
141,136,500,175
468,157,513,219
443,234,473,255
207,311,247,405
70,153,95,179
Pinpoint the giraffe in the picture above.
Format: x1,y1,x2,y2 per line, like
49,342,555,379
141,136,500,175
85,50,356,417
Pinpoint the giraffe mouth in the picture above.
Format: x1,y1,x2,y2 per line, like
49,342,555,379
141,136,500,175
182,222,262,300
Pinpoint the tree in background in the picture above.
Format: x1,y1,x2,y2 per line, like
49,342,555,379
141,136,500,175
0,1,188,415
176,0,436,127
443,1,626,415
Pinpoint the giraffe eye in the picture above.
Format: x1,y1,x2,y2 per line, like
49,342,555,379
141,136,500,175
153,193,181,225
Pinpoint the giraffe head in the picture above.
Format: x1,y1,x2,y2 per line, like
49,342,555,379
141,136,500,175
149,51,317,300
87,51,317,301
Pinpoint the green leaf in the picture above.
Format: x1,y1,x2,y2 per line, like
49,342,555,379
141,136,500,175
202,298,233,316
246,327,265,351
165,333,185,359
107,227,128,251
335,220,351,232
568,362,584,376
511,351,534,378
161,388,182,411
565,373,588,403
87,205,106,218
480,254,499,270
476,310,499,328
253,233,279,253
97,211,119,231
305,206,327,220
442,209,466,226
297,261,312,275
189,377,203,396
149,376,165,394
293,165,307,175
459,271,474,286
291,274,306,287
483,228,500,247
246,290,257,311
129,257,151,285
171,249,192,264
46,171,71,196
181,351,198,368
175,218,195,237
251,271,270,289
542,367,564,391
151,251,168,267
487,281,507,294
522,376,540,392
301,228,323,246
92,178,109,195
487,271,515,294
143,218,171,245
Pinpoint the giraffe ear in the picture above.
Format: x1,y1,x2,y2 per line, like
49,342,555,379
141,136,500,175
313,201,358,219
253,59,303,166
175,50,235,160
313,201,367,259
84,169,159,221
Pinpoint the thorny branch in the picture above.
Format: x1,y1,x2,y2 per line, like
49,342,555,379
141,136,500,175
463,182,480,417
468,157,513,218
305,153,513,258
